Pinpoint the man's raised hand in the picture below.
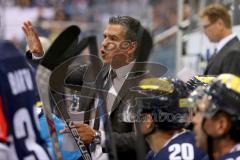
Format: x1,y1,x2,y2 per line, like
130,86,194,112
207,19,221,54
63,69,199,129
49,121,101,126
22,20,44,57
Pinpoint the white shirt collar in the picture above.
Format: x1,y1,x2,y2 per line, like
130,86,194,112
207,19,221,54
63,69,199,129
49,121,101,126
111,61,135,78
216,33,237,53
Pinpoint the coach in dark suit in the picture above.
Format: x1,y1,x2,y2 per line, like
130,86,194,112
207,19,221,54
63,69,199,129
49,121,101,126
201,4,240,75
61,16,162,160
22,16,165,160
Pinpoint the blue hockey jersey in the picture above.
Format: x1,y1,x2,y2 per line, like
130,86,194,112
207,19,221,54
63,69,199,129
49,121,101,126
0,41,51,160
146,130,206,160
202,149,240,160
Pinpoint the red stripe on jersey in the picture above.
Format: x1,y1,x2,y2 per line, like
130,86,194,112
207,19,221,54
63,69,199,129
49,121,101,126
0,96,8,143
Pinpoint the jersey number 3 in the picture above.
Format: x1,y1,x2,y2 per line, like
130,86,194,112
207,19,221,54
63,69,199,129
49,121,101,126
13,108,49,160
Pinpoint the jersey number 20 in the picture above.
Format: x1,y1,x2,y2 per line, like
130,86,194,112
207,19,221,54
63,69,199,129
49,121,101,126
169,143,194,160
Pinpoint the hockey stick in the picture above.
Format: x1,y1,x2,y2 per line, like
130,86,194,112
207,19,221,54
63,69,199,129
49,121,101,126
36,66,62,159
48,54,115,160
48,55,97,160
50,36,119,160
48,37,103,160
37,28,106,160
36,25,84,160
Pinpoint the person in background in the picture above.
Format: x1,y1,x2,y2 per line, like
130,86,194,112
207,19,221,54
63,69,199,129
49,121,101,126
201,4,240,75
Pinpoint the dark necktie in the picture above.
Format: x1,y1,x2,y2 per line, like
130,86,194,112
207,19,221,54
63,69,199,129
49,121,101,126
94,69,117,129
209,48,217,62
90,70,117,151
104,69,117,90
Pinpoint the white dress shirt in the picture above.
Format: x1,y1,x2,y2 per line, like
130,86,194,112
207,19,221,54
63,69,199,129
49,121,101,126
216,33,237,53
91,61,134,160
62,62,135,160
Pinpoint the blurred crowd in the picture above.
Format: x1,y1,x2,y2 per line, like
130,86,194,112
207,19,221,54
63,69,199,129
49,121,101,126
0,0,235,76
0,0,190,77
1,1,240,160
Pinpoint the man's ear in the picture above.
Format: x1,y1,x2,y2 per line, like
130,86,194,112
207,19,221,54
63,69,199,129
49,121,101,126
217,19,225,30
126,41,137,63
127,41,137,55
145,114,154,130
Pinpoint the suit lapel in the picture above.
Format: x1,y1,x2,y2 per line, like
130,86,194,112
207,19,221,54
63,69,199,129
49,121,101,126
205,37,238,74
204,52,218,74
96,64,110,89
92,65,110,128
81,64,109,123
109,63,148,114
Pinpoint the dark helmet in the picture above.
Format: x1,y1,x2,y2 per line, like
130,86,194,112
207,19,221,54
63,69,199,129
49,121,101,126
186,75,215,92
202,74,240,142
122,77,190,130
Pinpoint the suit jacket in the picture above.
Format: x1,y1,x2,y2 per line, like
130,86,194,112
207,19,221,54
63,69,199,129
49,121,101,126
66,63,152,160
105,64,149,160
65,28,164,160
25,51,42,68
95,63,148,160
204,37,240,75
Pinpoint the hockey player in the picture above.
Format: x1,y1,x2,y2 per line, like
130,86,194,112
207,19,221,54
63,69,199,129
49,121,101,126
0,40,51,159
122,77,206,160
185,75,216,130
190,74,240,160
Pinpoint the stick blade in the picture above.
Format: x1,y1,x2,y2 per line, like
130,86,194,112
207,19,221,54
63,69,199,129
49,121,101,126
41,25,81,70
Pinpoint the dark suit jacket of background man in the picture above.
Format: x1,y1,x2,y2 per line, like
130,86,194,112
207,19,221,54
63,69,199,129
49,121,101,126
204,37,240,75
